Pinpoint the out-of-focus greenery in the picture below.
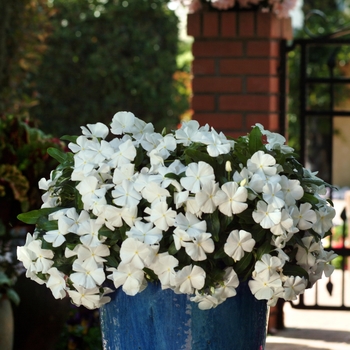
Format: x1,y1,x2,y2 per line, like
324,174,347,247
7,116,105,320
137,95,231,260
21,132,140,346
56,306,102,350
0,1,60,304
26,0,189,136
0,0,53,121
287,0,350,158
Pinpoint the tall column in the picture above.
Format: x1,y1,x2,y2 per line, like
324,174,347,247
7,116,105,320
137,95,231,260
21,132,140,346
187,9,292,137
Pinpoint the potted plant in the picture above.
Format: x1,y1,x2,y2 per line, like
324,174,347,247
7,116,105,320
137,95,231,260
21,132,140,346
18,112,336,349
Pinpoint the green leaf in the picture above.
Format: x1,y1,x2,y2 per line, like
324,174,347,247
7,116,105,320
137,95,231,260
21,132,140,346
300,192,320,206
6,289,20,306
213,246,227,259
37,218,58,231
104,255,120,269
184,148,215,167
168,241,178,255
234,252,253,275
47,147,67,164
248,126,264,155
164,172,180,180
17,208,62,224
256,240,273,259
61,135,78,143
207,211,221,242
282,263,309,280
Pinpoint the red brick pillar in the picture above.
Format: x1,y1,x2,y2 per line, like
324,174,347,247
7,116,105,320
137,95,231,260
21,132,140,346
187,10,292,137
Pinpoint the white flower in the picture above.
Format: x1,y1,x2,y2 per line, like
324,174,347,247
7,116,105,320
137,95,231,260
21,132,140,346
17,233,39,273
248,273,282,300
184,233,215,261
195,181,220,214
280,175,303,205
70,259,106,289
43,215,73,247
312,205,335,236
175,120,201,146
190,292,219,310
110,111,136,135
201,128,231,157
77,218,105,247
175,265,206,294
120,237,156,269
291,203,317,230
112,179,142,208
141,182,170,204
253,200,282,229
94,204,125,230
144,202,176,231
295,235,321,269
214,267,239,300
129,119,154,141
67,285,103,309
76,176,106,210
270,209,295,236
174,212,207,237
262,182,285,209
65,208,90,233
173,228,191,250
283,276,307,301
180,161,215,194
109,139,137,167
81,122,109,139
46,267,67,299
152,253,178,289
224,230,255,261
126,221,163,244
247,150,277,177
214,182,248,216
27,240,54,273
76,244,110,264
254,254,283,280
155,134,177,159
112,163,136,185
107,263,146,296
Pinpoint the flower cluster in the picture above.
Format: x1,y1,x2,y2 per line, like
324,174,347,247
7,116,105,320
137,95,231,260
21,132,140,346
177,0,297,18
17,112,336,310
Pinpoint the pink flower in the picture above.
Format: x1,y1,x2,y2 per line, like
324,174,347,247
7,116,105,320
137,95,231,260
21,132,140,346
188,0,202,13
211,0,235,10
237,0,260,7
272,0,297,18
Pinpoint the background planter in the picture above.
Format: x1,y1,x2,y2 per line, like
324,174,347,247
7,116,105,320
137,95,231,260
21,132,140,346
100,281,267,350
0,297,13,350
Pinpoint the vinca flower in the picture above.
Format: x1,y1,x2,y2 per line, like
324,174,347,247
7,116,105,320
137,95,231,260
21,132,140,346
224,230,255,261
17,111,336,310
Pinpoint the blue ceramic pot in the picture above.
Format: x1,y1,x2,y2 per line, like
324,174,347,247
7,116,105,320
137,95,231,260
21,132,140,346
100,281,267,350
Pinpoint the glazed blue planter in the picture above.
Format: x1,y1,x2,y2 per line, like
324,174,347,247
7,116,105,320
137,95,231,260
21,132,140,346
100,282,267,350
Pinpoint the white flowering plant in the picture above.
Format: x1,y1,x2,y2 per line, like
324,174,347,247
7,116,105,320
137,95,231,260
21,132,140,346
17,112,337,310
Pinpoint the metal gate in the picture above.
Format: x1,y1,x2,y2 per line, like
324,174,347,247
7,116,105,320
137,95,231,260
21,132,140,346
280,11,350,310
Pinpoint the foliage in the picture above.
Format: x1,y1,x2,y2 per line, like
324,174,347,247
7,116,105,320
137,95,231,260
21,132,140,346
18,112,337,311
56,306,102,350
0,115,65,303
26,0,187,136
0,0,53,120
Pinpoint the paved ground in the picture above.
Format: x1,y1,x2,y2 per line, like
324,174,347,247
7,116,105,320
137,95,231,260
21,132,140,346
266,302,350,350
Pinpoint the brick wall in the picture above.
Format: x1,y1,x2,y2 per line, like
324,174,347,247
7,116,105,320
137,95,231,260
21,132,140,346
187,10,292,137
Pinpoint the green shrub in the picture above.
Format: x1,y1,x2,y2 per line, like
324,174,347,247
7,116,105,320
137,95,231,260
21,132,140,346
27,0,185,136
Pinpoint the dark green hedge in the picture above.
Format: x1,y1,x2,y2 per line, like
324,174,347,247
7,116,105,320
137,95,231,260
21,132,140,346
28,0,184,136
